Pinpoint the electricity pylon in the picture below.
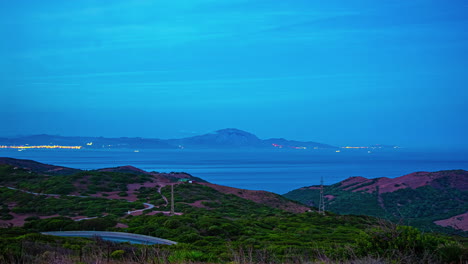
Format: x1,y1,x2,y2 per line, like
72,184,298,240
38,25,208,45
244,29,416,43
318,177,325,215
170,184,175,216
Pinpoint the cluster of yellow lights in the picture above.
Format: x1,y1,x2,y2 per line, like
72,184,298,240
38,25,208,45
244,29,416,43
0,145,82,149
341,146,400,149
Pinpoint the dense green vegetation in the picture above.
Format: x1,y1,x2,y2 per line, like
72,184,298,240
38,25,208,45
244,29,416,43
122,184,467,262
0,164,154,195
72,170,154,195
0,161,467,263
284,182,468,236
381,186,467,222
0,204,466,263
287,183,386,217
0,164,75,195
0,165,48,187
0,188,143,218
136,186,166,206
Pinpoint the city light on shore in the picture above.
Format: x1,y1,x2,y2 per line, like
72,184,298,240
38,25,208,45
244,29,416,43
0,145,82,149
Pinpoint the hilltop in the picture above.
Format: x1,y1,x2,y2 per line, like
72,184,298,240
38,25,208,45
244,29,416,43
284,170,468,234
0,157,80,175
334,170,467,193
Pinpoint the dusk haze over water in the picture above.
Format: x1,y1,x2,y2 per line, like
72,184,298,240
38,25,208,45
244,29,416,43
1,0,468,148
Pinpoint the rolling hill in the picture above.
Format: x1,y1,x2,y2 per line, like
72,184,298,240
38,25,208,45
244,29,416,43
284,170,468,235
0,157,466,263
0,157,308,227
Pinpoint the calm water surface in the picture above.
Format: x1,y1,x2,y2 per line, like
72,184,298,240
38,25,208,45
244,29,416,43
1,148,467,194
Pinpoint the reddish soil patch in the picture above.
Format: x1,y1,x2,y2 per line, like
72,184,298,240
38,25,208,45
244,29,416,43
0,213,60,227
128,211,144,216
71,175,91,195
127,181,159,192
341,176,369,188
324,194,335,201
98,165,151,174
70,215,90,221
146,211,169,216
6,202,18,208
115,223,129,228
147,211,183,216
198,182,310,213
434,212,468,231
339,170,468,194
90,191,138,202
185,200,210,209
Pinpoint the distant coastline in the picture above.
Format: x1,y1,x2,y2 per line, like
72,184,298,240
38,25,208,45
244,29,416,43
0,128,399,151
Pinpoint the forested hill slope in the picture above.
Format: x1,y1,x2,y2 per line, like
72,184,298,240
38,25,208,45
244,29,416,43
284,170,468,234
0,157,308,222
0,158,466,263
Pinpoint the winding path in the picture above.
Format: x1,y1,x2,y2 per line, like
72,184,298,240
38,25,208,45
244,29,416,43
1,186,158,221
158,185,169,206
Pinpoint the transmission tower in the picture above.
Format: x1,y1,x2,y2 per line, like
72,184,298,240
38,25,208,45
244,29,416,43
318,177,325,215
170,184,175,216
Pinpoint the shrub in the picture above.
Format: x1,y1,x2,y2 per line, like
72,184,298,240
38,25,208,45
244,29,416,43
168,250,208,263
355,222,456,261
24,216,40,221
110,249,125,259
118,192,128,197
1,214,14,220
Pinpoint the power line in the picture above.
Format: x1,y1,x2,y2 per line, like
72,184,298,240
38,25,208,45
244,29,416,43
170,184,175,216
319,176,325,215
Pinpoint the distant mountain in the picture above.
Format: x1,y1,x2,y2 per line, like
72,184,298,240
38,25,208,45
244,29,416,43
284,170,468,234
168,128,264,148
0,129,336,149
169,128,336,149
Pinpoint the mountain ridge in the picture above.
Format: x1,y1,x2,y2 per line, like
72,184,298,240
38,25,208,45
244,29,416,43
0,128,337,149
303,170,468,193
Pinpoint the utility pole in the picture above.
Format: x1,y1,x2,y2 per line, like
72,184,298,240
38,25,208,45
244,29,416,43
170,184,175,216
319,177,325,215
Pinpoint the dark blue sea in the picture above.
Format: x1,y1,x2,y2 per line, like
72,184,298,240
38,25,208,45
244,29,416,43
1,148,467,194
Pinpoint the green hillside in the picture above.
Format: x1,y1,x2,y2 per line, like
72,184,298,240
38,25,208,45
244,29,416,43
284,171,468,236
0,159,466,263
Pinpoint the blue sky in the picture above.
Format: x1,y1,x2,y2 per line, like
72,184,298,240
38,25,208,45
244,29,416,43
1,0,467,148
